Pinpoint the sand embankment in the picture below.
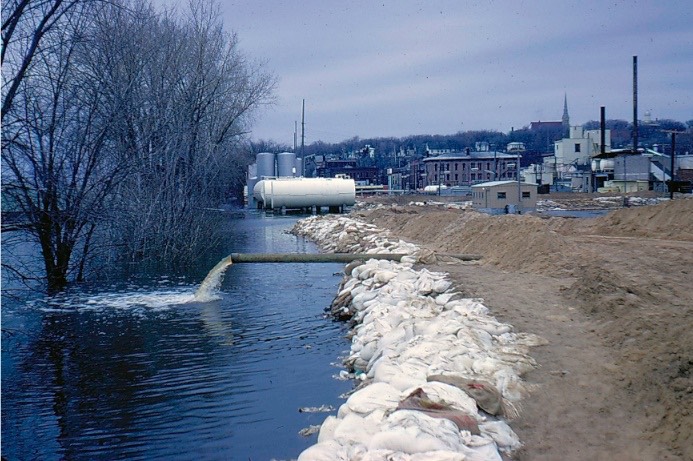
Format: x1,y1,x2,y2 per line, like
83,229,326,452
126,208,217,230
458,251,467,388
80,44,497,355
351,196,692,460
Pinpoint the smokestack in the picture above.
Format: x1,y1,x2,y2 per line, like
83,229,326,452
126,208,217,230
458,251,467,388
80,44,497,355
600,106,606,156
633,56,638,153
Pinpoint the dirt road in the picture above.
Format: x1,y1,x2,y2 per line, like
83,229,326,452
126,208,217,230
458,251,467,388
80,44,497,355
351,195,692,461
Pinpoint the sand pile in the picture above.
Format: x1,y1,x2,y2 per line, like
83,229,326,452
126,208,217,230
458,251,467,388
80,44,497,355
440,214,577,276
587,196,693,240
356,206,577,276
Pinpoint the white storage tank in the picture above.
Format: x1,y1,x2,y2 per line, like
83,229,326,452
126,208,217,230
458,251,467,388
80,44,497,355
277,152,296,177
294,157,303,177
591,159,599,172
253,177,355,210
256,152,276,178
599,159,615,171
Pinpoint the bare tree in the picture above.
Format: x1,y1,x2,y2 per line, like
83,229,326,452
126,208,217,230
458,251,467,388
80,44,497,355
2,0,275,289
99,0,276,264
2,5,130,290
1,0,93,123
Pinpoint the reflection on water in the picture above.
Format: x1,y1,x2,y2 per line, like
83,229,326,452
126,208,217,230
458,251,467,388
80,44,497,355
1,211,352,460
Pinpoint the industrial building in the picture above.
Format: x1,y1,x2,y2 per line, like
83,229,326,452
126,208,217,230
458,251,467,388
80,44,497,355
422,142,520,192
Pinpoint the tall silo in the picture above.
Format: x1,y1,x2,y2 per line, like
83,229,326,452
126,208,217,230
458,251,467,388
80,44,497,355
277,152,297,177
256,152,276,178
294,157,304,177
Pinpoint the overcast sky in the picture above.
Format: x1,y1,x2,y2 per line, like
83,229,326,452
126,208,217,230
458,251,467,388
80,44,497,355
182,1,692,144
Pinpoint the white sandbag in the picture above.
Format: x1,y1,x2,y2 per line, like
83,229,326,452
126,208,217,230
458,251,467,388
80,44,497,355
297,439,349,461
332,413,381,446
368,410,464,453
372,358,427,391
403,381,479,415
317,415,340,443
342,382,401,417
432,279,452,294
374,270,398,284
409,451,466,461
479,420,522,452
352,290,379,311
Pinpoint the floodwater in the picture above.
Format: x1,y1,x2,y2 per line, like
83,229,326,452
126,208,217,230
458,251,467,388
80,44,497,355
1,211,352,460
539,209,611,218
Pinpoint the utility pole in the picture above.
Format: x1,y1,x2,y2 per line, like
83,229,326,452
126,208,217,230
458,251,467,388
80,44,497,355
671,132,676,200
493,149,498,181
517,150,521,213
301,99,306,177
625,55,637,203
633,56,638,154
598,106,606,193
663,130,685,199
294,121,297,152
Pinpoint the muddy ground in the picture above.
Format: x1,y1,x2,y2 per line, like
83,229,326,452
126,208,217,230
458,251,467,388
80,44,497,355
349,193,692,461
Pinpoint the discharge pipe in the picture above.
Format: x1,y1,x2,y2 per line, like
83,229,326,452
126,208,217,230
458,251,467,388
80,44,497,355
227,253,482,263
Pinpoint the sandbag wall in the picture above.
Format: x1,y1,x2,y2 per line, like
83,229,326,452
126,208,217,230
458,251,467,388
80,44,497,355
292,215,546,461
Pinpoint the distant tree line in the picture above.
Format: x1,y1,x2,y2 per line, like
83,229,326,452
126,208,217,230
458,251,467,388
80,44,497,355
2,0,275,291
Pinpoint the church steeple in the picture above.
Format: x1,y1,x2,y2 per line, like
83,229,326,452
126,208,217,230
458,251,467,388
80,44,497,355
562,93,570,137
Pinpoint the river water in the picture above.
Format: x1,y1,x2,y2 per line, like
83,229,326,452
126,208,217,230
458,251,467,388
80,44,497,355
1,211,352,460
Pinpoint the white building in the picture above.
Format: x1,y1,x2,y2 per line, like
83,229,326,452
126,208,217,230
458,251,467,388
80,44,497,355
553,126,611,166
472,180,538,214
532,126,612,191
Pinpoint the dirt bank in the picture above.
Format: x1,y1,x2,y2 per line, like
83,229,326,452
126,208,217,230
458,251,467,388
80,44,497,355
350,196,692,460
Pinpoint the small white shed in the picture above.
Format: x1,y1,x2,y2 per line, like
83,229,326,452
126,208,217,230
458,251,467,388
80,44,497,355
471,180,538,214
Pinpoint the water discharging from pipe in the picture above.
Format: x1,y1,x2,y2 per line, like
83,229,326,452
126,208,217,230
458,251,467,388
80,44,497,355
195,255,234,301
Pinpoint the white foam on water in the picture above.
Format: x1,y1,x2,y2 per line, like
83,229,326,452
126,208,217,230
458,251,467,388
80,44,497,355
28,287,198,313
25,255,236,314
86,290,197,310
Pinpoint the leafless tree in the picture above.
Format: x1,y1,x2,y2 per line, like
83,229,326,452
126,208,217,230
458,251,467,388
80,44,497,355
98,0,276,264
2,0,275,290
1,0,92,123
2,5,130,290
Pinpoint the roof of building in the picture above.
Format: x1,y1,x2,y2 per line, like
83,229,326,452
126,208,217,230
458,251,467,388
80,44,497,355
530,120,563,128
422,151,518,161
471,180,539,188
592,148,641,159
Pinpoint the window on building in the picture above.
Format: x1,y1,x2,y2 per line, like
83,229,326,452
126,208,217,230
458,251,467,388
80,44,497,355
497,192,507,199
454,163,458,170
455,174,458,181
574,143,581,153
522,191,531,198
